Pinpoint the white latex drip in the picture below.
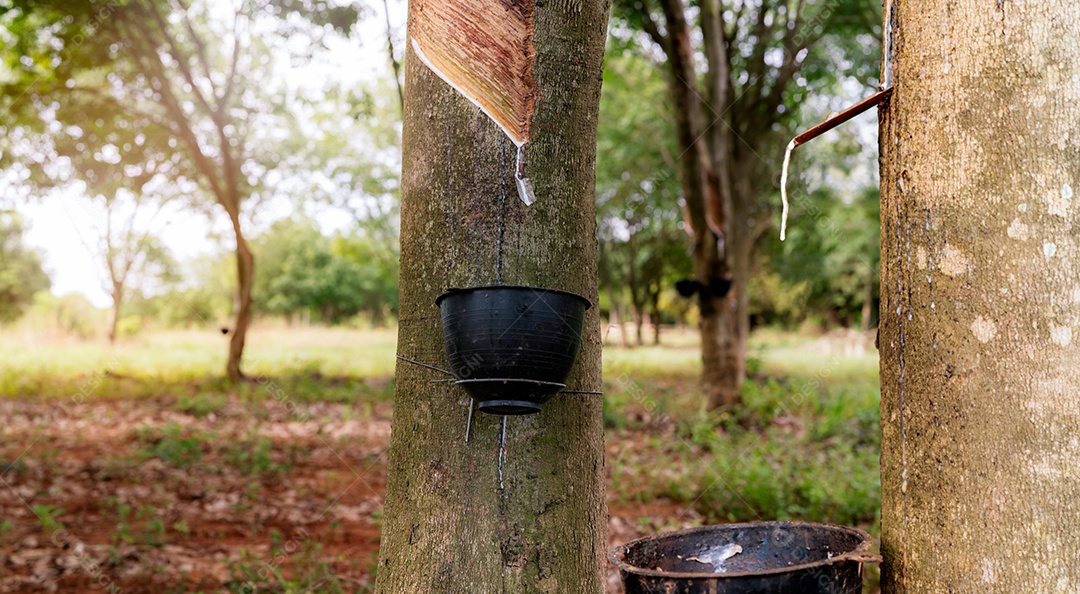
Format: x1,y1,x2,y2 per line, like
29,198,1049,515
779,139,795,241
515,144,535,205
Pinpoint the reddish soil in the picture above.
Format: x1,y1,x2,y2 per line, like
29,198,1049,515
0,398,696,593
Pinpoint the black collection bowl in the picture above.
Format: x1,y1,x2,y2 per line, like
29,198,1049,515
610,522,880,594
435,285,591,415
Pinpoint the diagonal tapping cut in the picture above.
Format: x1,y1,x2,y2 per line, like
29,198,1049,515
410,0,539,204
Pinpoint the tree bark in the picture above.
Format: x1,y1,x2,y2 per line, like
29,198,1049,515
376,1,610,592
879,2,1080,590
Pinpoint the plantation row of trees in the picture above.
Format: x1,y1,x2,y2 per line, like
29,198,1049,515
1,184,877,340
1,0,881,380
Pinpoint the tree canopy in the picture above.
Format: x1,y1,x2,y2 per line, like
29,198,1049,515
0,212,50,323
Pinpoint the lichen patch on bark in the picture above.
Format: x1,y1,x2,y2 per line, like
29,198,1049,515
1006,218,1029,241
938,244,970,276
1048,184,1072,217
970,316,997,343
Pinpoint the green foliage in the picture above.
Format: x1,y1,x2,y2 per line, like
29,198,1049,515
596,47,692,335
224,434,289,477
760,184,881,327
605,333,881,530
176,393,228,418
25,292,103,338
0,213,50,323
253,218,398,325
227,540,353,594
110,499,169,548
605,0,884,334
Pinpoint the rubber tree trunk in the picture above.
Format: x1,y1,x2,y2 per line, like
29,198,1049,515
375,2,610,592
655,0,747,409
879,2,1080,590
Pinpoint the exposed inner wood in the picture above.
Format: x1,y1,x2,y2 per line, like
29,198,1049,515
410,0,538,146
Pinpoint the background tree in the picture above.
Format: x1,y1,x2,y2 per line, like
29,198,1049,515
68,192,179,343
879,2,1080,589
0,0,359,379
264,76,402,327
0,212,50,323
612,0,881,407
764,126,881,330
92,197,177,341
376,0,611,591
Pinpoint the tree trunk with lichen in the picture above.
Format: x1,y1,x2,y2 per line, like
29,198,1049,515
879,2,1080,590
375,1,610,592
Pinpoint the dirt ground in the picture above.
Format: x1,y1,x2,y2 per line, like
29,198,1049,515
0,397,697,593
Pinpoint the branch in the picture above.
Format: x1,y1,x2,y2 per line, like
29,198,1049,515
381,0,404,115
67,86,180,135
182,7,216,94
120,14,225,201
635,0,670,54
759,0,808,130
145,1,219,124
726,0,746,43
218,3,244,113
739,0,774,110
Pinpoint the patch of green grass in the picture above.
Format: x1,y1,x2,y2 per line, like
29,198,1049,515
223,434,288,477
605,331,882,537
110,499,135,546
226,538,358,594
0,327,398,400
32,504,65,533
137,504,168,547
137,422,208,469
176,393,228,417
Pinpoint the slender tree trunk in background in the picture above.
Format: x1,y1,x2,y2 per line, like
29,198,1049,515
626,237,645,346
376,1,610,592
879,3,1080,590
599,242,628,346
226,211,254,382
651,292,661,345
107,281,123,344
608,284,631,348
861,271,873,332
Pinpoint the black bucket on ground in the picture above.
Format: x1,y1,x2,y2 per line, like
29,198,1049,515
610,522,880,594
435,285,591,415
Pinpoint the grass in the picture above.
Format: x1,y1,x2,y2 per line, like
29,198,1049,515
0,326,398,400
32,504,65,533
